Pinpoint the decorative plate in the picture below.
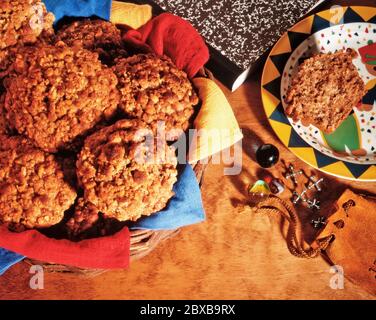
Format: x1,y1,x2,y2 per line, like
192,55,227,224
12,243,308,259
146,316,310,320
261,6,376,181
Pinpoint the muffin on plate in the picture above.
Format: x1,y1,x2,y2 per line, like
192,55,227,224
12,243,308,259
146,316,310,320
4,42,120,153
56,19,127,65
112,54,199,138
0,136,77,229
77,119,178,222
285,49,366,133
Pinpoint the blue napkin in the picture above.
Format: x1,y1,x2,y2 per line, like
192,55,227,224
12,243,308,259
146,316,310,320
0,0,206,275
0,249,24,275
130,164,205,230
43,0,112,23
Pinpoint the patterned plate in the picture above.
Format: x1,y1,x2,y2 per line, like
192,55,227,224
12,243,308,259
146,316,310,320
261,6,376,181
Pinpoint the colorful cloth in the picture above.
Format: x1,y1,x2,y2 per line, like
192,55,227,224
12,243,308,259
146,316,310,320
110,1,152,29
124,13,210,78
0,249,24,275
131,165,205,230
189,77,243,163
44,0,112,23
0,226,130,270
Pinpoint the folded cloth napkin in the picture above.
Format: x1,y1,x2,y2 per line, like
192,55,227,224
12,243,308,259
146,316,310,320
111,1,152,29
124,13,210,78
44,0,112,23
0,248,24,275
131,164,205,230
0,226,130,269
189,78,244,163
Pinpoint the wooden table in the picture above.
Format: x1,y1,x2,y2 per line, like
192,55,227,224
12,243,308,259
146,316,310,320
1,0,375,300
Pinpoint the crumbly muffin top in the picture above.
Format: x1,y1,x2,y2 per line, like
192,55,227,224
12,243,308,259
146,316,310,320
112,54,199,137
0,0,55,79
56,19,127,65
4,42,120,152
285,49,366,133
77,119,178,221
0,0,54,50
0,136,77,229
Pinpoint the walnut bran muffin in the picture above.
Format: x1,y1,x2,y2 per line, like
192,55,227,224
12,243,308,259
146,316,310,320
112,54,199,136
0,136,77,229
285,49,367,133
77,119,178,222
4,42,120,152
0,0,55,78
56,19,127,65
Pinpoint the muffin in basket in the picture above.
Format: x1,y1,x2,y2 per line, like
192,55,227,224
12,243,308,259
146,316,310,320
56,19,128,65
0,136,77,230
76,119,178,222
112,54,199,138
0,0,55,79
3,41,120,153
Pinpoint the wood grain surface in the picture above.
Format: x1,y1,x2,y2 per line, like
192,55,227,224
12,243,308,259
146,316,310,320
0,0,375,300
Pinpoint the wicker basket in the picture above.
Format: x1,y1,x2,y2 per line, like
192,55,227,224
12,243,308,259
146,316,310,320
24,73,212,275
21,15,213,273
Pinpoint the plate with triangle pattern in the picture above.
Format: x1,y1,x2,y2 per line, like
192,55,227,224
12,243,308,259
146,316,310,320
261,6,376,181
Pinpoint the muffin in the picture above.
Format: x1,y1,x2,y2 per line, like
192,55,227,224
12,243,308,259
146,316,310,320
112,54,199,138
285,49,367,133
56,19,127,65
76,119,178,222
0,0,55,78
4,42,120,152
0,136,77,229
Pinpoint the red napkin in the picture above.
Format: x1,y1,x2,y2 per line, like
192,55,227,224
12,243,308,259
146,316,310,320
124,13,210,78
0,226,130,269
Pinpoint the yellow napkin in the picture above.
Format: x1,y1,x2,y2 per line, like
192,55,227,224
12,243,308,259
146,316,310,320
189,77,243,163
109,2,243,164
110,1,152,29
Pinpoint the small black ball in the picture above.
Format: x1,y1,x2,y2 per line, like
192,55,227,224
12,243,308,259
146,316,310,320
256,144,279,168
